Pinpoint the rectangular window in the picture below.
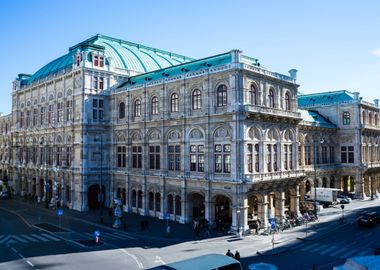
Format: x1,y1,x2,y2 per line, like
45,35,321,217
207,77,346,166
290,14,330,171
322,146,328,164
343,111,350,125
94,76,104,90
329,146,335,163
247,144,253,173
33,109,38,126
267,144,272,172
149,145,160,170
56,147,62,166
26,111,30,127
214,144,231,173
40,107,45,125
305,145,311,165
284,145,288,170
168,145,181,171
48,147,53,165
57,102,63,123
117,146,126,168
289,146,293,169
94,55,104,67
20,112,24,128
94,76,98,89
341,146,347,163
48,104,54,124
40,147,45,164
348,146,354,163
66,147,72,167
190,145,205,172
315,145,320,164
132,146,142,169
66,100,73,122
92,99,104,120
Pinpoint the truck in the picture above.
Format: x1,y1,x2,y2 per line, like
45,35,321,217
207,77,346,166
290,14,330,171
307,188,340,206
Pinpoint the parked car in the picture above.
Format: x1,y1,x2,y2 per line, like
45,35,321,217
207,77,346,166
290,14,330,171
357,211,380,227
0,190,10,199
337,197,350,204
337,194,352,202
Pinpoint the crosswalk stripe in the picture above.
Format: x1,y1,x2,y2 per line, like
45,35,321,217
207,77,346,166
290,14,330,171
40,233,60,241
301,243,320,251
30,234,49,242
113,232,137,240
0,235,4,241
20,234,39,242
330,247,348,257
319,245,338,255
101,232,119,240
340,249,360,259
11,235,28,243
310,244,329,253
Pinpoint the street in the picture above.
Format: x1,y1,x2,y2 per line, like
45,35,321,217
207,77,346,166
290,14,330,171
0,197,379,270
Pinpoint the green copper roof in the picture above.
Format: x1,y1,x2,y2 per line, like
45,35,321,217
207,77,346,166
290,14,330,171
117,51,234,89
26,34,194,84
298,90,355,107
299,109,337,128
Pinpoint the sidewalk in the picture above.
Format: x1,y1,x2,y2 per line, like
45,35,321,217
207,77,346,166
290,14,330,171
12,196,229,242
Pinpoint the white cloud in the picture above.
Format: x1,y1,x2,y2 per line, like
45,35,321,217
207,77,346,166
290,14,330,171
371,48,380,57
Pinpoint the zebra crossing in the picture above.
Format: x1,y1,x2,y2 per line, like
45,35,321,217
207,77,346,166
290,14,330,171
0,230,135,245
0,233,61,245
292,241,373,259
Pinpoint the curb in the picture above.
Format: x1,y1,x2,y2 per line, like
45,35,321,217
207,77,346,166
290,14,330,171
256,246,290,256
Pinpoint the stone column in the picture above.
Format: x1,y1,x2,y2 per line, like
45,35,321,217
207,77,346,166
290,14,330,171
257,194,269,228
354,171,366,199
290,186,301,217
180,190,186,224
241,196,250,232
275,192,285,221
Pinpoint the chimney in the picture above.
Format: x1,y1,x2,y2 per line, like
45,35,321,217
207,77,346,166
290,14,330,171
353,92,360,100
288,69,298,81
374,99,379,107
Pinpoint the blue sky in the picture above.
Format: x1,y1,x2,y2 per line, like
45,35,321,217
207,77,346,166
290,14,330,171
1,0,380,114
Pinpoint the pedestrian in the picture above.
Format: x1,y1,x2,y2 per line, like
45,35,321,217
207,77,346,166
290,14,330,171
166,225,171,237
226,249,233,257
234,250,240,261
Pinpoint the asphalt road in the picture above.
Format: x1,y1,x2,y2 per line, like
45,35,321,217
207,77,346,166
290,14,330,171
1,197,379,270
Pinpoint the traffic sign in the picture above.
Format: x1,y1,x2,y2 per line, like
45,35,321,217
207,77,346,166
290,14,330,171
94,230,100,237
57,209,64,216
269,218,276,230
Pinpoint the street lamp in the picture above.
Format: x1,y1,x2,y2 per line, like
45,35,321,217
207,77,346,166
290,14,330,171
94,135,104,224
314,137,325,217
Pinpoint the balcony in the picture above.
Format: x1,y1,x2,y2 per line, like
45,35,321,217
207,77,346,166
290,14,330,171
243,104,301,121
246,169,305,183
361,123,380,132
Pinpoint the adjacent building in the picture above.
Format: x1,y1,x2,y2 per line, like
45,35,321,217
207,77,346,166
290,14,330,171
0,34,379,232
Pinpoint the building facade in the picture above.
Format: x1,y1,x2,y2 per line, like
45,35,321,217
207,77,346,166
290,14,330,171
1,34,379,232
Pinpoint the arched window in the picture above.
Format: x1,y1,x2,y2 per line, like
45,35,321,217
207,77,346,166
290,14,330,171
134,99,141,117
250,84,258,105
151,96,159,115
369,112,373,125
170,93,179,112
268,89,275,108
285,92,291,111
192,89,202,110
216,84,227,107
119,102,125,119
343,111,350,125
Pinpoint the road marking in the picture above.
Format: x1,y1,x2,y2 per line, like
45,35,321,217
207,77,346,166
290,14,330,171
300,243,320,251
101,232,119,240
319,245,338,255
20,234,39,242
113,231,137,240
309,244,329,253
26,260,34,267
155,255,166,265
340,249,360,259
357,250,371,257
30,234,49,242
11,235,28,243
40,233,60,241
330,247,348,257
120,249,144,269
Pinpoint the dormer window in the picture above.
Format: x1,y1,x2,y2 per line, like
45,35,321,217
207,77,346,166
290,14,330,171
75,52,82,66
94,55,104,67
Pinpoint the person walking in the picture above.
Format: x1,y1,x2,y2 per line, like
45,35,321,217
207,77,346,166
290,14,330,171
234,250,240,261
226,249,233,257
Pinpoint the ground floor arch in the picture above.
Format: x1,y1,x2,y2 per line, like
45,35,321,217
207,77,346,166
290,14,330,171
88,184,105,210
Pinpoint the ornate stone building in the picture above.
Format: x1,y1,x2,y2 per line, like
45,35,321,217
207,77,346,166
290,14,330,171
0,34,379,232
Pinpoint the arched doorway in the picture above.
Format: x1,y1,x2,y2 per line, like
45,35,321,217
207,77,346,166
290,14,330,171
322,177,327,188
214,195,232,227
190,193,205,220
330,176,335,188
247,194,258,220
88,184,105,210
